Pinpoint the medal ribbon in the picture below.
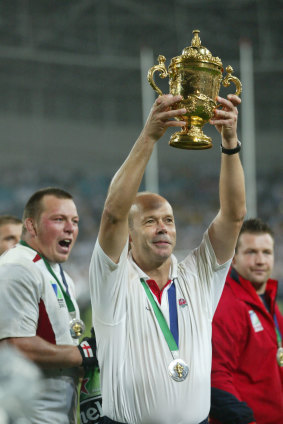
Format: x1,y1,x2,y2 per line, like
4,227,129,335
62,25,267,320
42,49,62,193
141,278,178,353
260,293,282,366
260,294,282,349
274,314,282,348
168,282,179,347
20,240,75,313
59,263,70,297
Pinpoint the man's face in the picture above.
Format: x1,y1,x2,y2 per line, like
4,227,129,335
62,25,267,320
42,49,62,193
27,195,79,263
129,195,176,270
232,232,274,293
0,223,22,255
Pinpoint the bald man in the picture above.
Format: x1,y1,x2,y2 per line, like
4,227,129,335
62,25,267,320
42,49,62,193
0,215,22,255
89,94,246,424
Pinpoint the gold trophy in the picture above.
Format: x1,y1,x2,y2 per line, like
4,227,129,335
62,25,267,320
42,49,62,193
147,29,242,149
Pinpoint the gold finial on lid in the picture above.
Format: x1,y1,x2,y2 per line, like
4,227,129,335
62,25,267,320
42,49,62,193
191,30,201,48
180,29,222,67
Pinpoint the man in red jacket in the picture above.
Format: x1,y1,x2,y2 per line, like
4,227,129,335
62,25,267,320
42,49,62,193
210,218,283,424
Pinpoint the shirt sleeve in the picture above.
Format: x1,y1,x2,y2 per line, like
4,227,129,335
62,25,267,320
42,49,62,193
89,239,129,325
0,263,41,339
181,230,232,317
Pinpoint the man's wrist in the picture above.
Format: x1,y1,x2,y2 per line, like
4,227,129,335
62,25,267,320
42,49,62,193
220,140,241,155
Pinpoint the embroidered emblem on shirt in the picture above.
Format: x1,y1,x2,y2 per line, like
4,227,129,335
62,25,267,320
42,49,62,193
51,283,57,296
178,298,188,308
51,281,65,308
249,310,264,332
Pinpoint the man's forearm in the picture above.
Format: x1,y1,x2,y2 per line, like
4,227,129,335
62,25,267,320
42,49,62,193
208,95,246,263
106,133,155,220
210,95,246,224
2,336,82,369
219,148,246,222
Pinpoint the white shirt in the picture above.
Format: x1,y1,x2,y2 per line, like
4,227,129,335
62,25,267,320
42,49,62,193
89,230,231,424
0,244,80,424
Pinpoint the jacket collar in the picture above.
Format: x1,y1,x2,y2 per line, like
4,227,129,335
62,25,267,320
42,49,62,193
227,266,278,313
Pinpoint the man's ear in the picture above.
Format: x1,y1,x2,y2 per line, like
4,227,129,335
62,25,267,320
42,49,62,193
24,218,37,237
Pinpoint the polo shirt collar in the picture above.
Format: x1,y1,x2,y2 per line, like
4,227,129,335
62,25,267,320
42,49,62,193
128,250,178,282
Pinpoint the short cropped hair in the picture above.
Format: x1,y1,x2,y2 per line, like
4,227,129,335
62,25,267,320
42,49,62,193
235,218,274,252
0,215,22,227
22,187,73,226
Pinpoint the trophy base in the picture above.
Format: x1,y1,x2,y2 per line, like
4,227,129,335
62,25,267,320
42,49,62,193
169,128,212,150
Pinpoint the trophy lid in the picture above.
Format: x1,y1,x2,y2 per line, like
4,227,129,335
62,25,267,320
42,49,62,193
172,30,223,69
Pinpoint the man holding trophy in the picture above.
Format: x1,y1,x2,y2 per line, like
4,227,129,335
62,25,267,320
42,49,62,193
90,91,245,423
89,30,246,424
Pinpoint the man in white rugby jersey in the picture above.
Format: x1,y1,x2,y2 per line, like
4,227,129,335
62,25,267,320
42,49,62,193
90,93,246,424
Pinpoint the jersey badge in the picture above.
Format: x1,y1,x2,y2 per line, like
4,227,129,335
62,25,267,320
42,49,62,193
51,281,65,308
249,309,264,332
178,298,188,308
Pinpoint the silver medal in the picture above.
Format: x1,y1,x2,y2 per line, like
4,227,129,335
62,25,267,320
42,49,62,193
168,358,189,382
70,318,85,339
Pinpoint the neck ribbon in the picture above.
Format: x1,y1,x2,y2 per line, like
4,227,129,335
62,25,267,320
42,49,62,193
20,240,75,313
141,278,178,354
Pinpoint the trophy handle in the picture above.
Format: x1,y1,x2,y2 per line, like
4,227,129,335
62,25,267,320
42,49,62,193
147,55,168,96
222,65,242,96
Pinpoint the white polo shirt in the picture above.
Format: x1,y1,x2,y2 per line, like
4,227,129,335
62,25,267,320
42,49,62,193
90,230,231,424
0,244,80,424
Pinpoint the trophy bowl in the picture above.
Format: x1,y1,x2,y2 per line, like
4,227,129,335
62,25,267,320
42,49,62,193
147,30,242,150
